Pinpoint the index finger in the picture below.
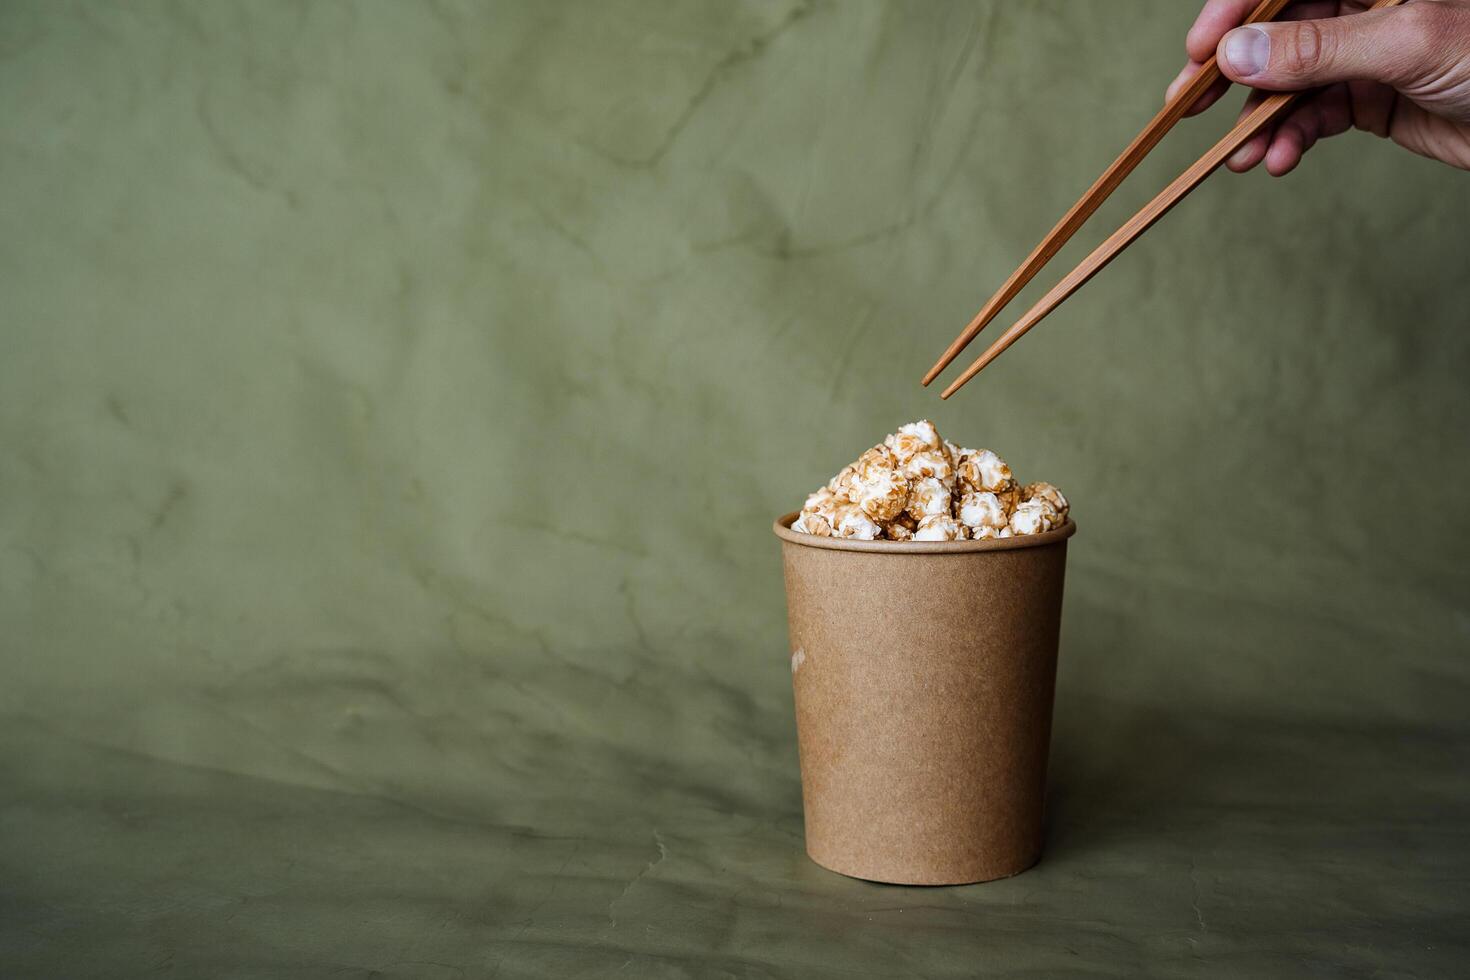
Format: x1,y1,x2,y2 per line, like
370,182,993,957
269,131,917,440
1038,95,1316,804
1186,0,1264,62
1184,0,1342,61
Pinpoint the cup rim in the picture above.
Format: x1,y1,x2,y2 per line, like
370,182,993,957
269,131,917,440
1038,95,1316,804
773,511,1076,554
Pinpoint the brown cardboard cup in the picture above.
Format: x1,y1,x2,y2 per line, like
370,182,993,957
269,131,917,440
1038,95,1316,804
774,512,1076,885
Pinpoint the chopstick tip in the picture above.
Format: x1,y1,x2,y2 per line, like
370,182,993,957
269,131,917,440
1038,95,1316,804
940,361,982,399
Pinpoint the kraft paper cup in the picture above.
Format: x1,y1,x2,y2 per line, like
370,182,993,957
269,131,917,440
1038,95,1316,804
773,512,1076,886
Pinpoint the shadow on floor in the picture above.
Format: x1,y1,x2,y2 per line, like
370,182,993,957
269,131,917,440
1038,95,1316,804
1041,692,1470,865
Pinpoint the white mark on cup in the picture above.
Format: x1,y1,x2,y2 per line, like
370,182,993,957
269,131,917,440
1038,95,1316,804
791,648,806,673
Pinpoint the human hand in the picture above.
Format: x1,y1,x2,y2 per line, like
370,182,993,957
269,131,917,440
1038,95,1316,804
1165,0,1470,174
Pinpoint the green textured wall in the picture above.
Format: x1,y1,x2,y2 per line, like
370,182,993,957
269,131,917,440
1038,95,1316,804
3,1,1468,975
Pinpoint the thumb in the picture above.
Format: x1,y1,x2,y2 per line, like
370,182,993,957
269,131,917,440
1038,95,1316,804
1217,4,1450,91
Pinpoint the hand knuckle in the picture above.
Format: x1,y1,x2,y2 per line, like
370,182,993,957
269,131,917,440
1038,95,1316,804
1400,1,1448,40
1282,22,1329,75
1388,4,1458,84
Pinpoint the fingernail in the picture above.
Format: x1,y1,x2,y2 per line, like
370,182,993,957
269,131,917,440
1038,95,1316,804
1224,27,1269,77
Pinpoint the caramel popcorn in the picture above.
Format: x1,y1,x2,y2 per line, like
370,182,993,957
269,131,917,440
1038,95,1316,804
884,521,914,541
827,464,858,502
791,511,833,536
958,491,1008,532
957,448,1014,494
905,476,951,521
995,482,1023,515
902,448,955,488
915,514,966,541
790,422,1068,542
1009,499,1060,536
833,503,882,541
885,419,941,465
854,444,897,477
1023,481,1069,518
851,446,910,522
804,486,840,517
882,417,940,455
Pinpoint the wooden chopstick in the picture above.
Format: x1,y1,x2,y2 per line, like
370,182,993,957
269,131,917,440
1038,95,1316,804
939,0,1408,400
921,0,1293,387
